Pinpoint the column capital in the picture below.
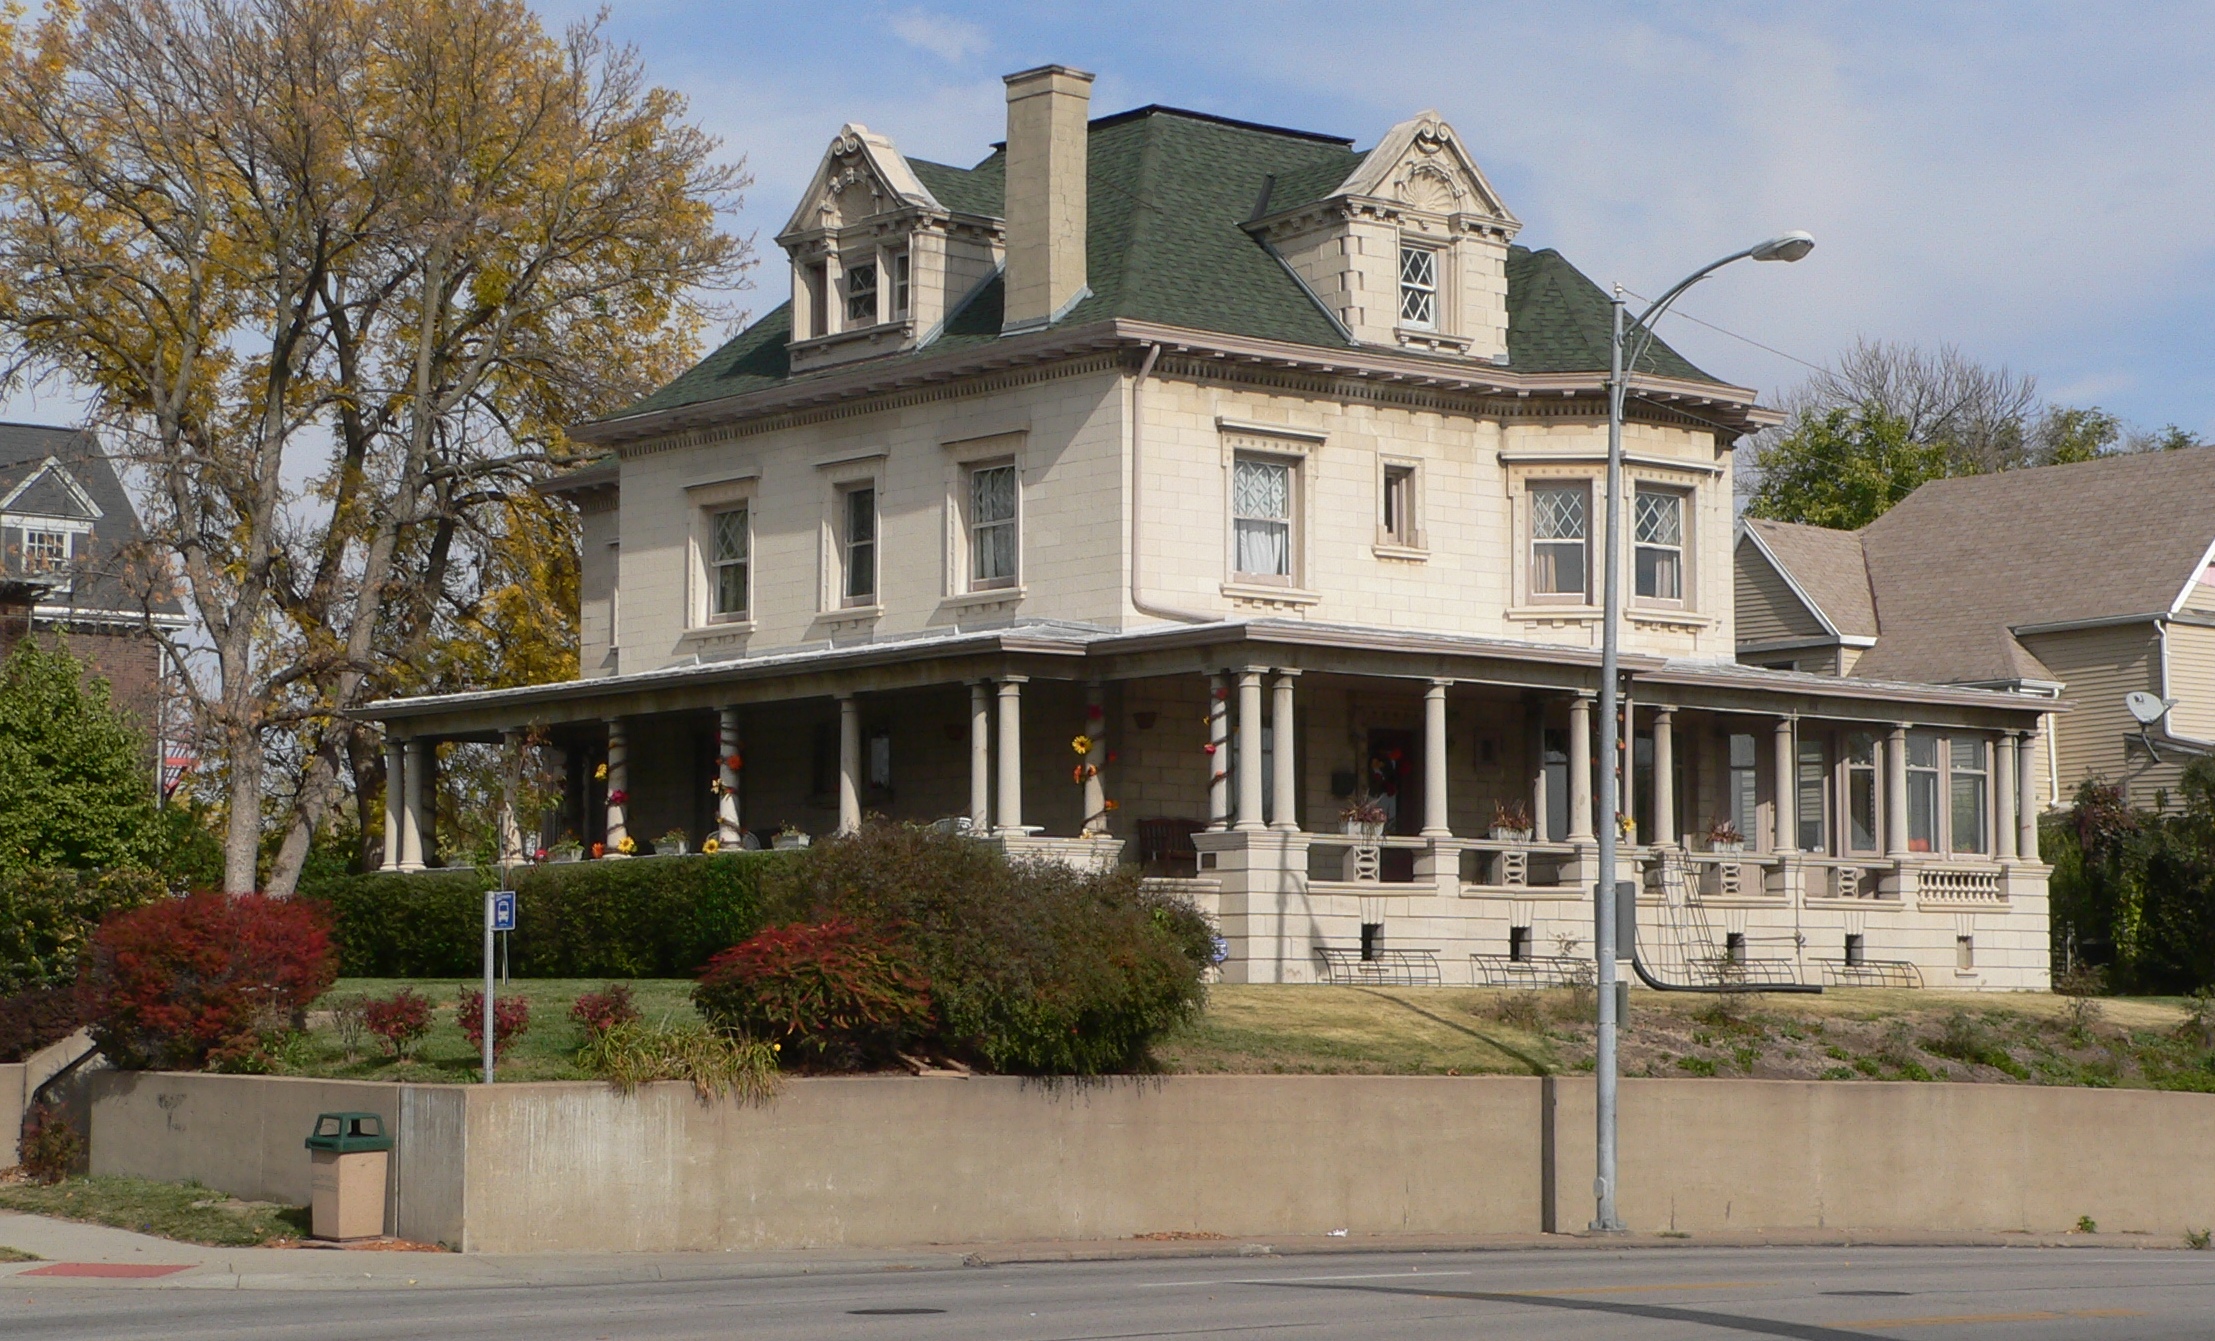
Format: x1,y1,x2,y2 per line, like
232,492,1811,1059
1271,667,1303,680
1428,676,1453,690
1775,713,1799,726
1236,665,1267,680
997,674,1029,686
1573,688,1597,702
1651,705,1677,719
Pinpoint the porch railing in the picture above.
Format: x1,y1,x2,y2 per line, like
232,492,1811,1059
1914,862,2006,903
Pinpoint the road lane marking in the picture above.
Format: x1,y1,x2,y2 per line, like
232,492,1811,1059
1843,1308,2146,1328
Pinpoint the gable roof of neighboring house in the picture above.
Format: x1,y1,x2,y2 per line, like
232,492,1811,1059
1741,517,1878,638
611,105,1717,424
0,421,177,618
1744,447,2215,686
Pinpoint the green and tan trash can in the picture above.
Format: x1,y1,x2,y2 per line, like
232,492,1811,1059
305,1112,391,1241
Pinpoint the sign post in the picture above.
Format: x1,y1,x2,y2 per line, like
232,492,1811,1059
483,890,516,1083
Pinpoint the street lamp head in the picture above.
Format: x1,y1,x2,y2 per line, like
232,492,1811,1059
1749,231,1815,263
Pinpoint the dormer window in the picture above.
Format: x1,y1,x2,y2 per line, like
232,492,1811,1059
22,528,67,572
1398,245,1438,330
845,262,878,326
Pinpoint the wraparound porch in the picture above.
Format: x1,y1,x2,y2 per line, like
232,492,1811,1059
359,619,2057,991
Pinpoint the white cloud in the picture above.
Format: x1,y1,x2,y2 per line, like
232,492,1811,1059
890,9,990,64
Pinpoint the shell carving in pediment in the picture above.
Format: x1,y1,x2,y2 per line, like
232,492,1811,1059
1396,162,1463,212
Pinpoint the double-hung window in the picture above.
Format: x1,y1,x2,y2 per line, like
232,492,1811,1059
708,507,749,621
1381,464,1417,547
21,529,66,572
1530,485,1589,599
1797,738,1829,853
1845,732,1880,853
1232,455,1293,580
1727,732,1759,845
842,486,877,605
1398,245,1438,330
1634,488,1684,602
1905,731,1941,853
968,462,1018,590
844,261,878,326
1949,737,1989,854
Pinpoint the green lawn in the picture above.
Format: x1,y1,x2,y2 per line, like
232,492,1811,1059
0,1177,308,1246
297,978,702,1083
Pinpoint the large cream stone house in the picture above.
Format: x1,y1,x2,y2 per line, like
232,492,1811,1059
366,67,2054,990
1740,447,2215,814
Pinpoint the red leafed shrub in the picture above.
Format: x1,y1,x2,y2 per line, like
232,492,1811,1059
456,989,531,1062
80,892,336,1070
20,1101,84,1182
569,983,640,1040
0,983,84,1064
363,989,435,1059
693,918,932,1071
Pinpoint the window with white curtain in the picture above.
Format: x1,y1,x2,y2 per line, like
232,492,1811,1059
1231,455,1293,580
709,507,749,620
968,462,1018,590
1530,484,1589,599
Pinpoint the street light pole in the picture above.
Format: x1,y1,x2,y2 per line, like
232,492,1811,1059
1592,231,1813,1234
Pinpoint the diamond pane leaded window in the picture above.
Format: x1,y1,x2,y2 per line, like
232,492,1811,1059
1634,488,1684,601
710,507,748,618
1398,246,1438,329
1530,485,1587,597
1232,456,1292,578
844,262,878,325
970,463,1018,588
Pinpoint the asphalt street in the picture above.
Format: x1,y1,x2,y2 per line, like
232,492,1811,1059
9,1245,2215,1340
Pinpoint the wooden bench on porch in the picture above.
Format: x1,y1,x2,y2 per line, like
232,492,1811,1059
1315,945,1442,986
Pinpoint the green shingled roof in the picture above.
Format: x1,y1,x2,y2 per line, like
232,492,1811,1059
613,107,1718,422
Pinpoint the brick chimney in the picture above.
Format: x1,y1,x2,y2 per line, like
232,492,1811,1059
1000,65,1093,334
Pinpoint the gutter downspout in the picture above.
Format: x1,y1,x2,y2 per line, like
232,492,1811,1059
1128,342,1214,625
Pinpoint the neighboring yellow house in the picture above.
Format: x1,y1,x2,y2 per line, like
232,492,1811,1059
365,66,2054,990
1739,447,2215,814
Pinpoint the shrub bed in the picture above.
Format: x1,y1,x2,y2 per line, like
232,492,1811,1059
300,852,793,978
707,823,1213,1075
695,918,932,1070
80,892,337,1070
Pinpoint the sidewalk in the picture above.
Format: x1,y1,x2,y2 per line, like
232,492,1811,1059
0,1210,2187,1291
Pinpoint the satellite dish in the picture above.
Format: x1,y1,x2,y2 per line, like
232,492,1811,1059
2125,691,2174,726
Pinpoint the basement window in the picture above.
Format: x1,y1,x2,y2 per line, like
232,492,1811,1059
1725,932,1747,965
1844,933,1866,967
1360,922,1384,962
1508,926,1532,962
1956,935,1975,970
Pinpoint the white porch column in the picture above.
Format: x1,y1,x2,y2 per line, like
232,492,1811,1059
1996,732,2020,861
1773,715,1799,853
1270,671,1299,833
969,682,992,831
497,729,524,865
837,694,862,834
1422,679,1451,837
382,740,404,870
1652,707,1677,848
717,707,744,848
1206,673,1231,831
604,718,629,857
996,677,1026,834
2017,729,2040,860
1235,668,1266,831
1083,682,1109,835
1567,693,1595,842
399,738,426,871
1885,723,1910,859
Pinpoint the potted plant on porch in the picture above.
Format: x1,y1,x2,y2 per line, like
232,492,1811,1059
1489,799,1534,842
656,827,690,856
1706,818,1745,854
1339,795,1388,843
772,823,811,850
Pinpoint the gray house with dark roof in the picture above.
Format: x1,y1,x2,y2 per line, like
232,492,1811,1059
1740,446,2215,813
0,422,183,772
367,66,2054,989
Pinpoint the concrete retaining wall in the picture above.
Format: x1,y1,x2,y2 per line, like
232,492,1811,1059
84,1072,2215,1252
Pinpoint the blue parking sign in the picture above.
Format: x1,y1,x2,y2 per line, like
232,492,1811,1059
489,890,517,933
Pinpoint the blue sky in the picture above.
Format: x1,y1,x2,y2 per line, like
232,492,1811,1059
10,1,2213,437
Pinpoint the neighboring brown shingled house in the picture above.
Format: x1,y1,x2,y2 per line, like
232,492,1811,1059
0,422,185,788
1738,446,2215,809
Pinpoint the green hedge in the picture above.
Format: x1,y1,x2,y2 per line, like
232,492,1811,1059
300,853,794,978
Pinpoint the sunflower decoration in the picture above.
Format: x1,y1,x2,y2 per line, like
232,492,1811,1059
594,762,609,781
701,836,721,854
616,835,637,855
1071,734,1094,756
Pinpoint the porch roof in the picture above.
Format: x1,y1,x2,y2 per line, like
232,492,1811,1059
356,618,2059,738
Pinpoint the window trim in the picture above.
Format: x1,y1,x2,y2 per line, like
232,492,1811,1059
1230,451,1299,586
1377,459,1424,554
1527,480,1593,604
963,458,1020,592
